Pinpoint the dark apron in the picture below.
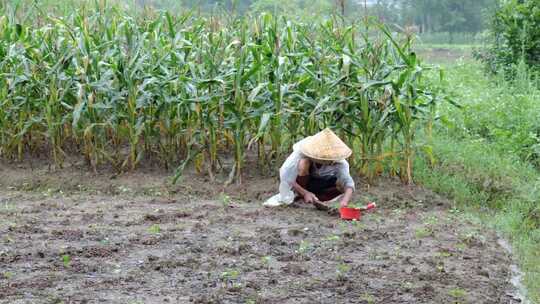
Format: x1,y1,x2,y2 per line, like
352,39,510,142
296,175,342,202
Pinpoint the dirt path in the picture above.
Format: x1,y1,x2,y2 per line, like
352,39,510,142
0,163,520,303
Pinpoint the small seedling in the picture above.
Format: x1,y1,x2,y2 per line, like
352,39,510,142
0,200,15,214
456,243,467,251
460,230,485,245
62,254,71,267
43,188,56,197
449,208,461,214
437,250,452,258
360,293,375,304
220,193,232,208
390,246,402,260
148,224,161,234
436,262,446,273
336,263,350,280
448,287,467,299
221,269,239,279
338,221,349,231
325,235,340,242
392,208,405,217
221,269,240,282
117,186,132,194
297,240,313,255
351,219,365,230
369,212,383,223
368,250,384,261
143,187,163,196
415,226,433,238
402,281,414,291
112,264,122,274
3,272,13,279
423,215,439,226
261,255,273,266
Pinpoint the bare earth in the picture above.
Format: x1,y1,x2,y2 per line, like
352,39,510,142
0,160,520,304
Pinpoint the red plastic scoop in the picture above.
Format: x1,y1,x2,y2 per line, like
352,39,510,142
339,202,376,220
339,207,361,220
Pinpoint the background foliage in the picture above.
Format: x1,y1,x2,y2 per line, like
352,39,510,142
477,0,540,75
2,0,497,39
416,60,540,303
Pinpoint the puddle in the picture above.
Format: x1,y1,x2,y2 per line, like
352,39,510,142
497,237,530,304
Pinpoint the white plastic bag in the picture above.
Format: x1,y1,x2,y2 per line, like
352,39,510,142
263,139,306,206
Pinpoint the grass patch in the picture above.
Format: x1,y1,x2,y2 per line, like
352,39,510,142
415,43,480,51
416,133,539,303
416,61,540,303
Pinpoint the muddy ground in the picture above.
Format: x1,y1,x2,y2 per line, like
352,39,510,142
0,160,521,304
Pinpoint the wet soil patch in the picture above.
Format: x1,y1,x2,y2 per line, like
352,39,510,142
0,165,520,304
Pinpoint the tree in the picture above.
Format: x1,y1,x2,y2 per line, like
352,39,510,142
250,0,332,16
398,0,495,34
479,0,540,74
336,0,345,16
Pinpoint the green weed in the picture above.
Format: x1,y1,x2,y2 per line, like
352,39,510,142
324,235,340,242
261,256,273,270
414,227,433,238
423,215,439,226
297,240,313,255
336,263,350,281
360,293,376,304
3,272,13,279
148,224,161,234
448,287,467,299
62,254,71,267
220,269,240,281
220,193,232,208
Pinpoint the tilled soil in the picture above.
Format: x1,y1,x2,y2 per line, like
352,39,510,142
0,164,520,304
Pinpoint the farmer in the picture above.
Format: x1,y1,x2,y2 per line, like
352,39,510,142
264,128,355,208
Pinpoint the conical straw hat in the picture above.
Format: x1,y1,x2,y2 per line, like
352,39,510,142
300,128,352,161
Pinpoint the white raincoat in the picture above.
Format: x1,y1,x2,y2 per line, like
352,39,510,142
264,137,355,207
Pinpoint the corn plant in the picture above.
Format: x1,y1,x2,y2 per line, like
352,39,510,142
0,3,450,184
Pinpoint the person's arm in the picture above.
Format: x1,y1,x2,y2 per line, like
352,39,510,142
340,187,353,207
278,151,318,204
291,182,319,203
336,160,355,207
291,182,309,197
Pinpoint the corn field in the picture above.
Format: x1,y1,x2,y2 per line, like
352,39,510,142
0,3,448,184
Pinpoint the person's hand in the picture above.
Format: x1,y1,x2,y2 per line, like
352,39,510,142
340,200,348,208
303,192,320,204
